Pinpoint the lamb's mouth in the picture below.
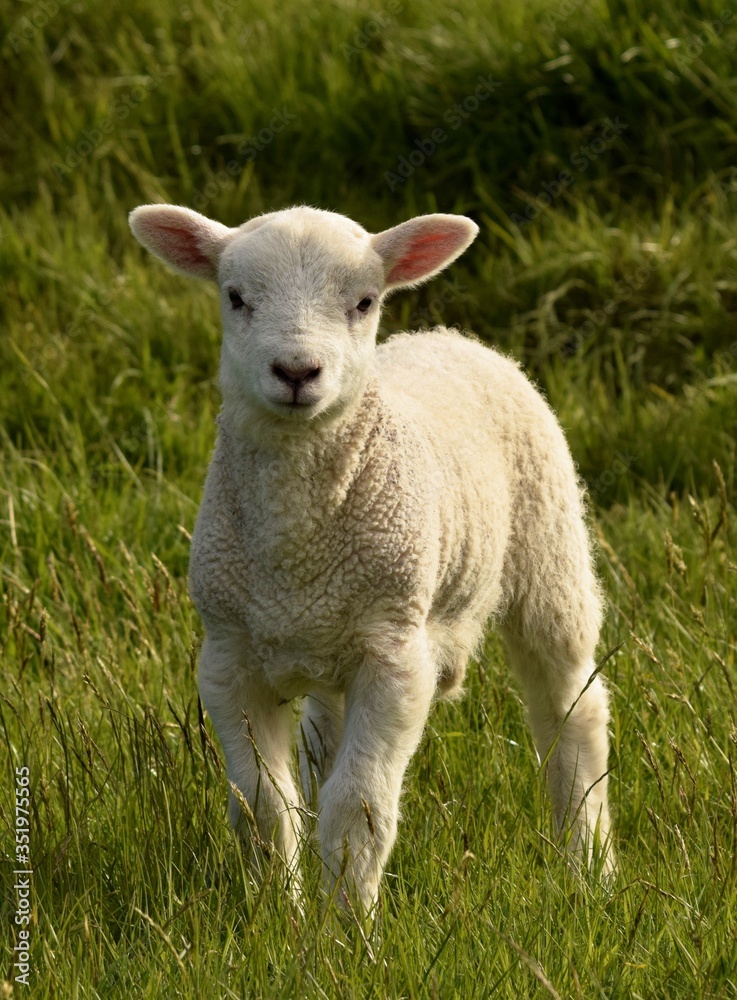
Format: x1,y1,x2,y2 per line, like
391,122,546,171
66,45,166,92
289,396,317,407
269,396,323,417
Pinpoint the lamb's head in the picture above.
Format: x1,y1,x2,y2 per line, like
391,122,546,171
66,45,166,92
129,204,478,435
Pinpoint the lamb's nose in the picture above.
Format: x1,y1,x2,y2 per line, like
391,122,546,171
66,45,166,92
271,363,321,388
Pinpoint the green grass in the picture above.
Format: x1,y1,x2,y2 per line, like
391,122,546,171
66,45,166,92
1,0,736,995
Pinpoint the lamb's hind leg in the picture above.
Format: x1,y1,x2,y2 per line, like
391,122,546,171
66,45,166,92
299,690,345,810
501,629,615,875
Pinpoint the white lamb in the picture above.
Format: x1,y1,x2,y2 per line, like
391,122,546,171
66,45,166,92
129,203,614,913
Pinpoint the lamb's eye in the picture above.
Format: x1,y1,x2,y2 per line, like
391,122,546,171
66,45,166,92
356,297,373,313
229,290,245,310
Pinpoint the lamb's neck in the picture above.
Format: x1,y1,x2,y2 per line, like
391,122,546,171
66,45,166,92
218,381,386,512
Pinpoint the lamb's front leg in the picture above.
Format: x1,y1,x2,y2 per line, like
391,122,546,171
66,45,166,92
197,633,303,888
319,626,436,915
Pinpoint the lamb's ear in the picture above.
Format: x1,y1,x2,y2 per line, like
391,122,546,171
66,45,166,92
128,204,234,281
371,214,479,292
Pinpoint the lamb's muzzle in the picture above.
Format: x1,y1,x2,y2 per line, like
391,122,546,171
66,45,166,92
128,202,615,918
271,362,322,386
271,362,322,405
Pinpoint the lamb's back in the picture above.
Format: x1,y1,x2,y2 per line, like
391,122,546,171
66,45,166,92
375,328,587,629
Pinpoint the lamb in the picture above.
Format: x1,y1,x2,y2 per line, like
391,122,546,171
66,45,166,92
129,202,614,914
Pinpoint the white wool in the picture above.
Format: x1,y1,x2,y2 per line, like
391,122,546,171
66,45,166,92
129,203,614,913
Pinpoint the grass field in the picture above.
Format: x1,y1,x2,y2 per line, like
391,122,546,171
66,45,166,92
1,0,737,995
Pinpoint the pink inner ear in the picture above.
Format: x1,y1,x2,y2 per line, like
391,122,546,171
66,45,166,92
386,230,461,285
154,223,212,272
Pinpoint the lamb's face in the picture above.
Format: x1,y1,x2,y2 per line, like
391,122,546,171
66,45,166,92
217,212,385,425
129,202,479,437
